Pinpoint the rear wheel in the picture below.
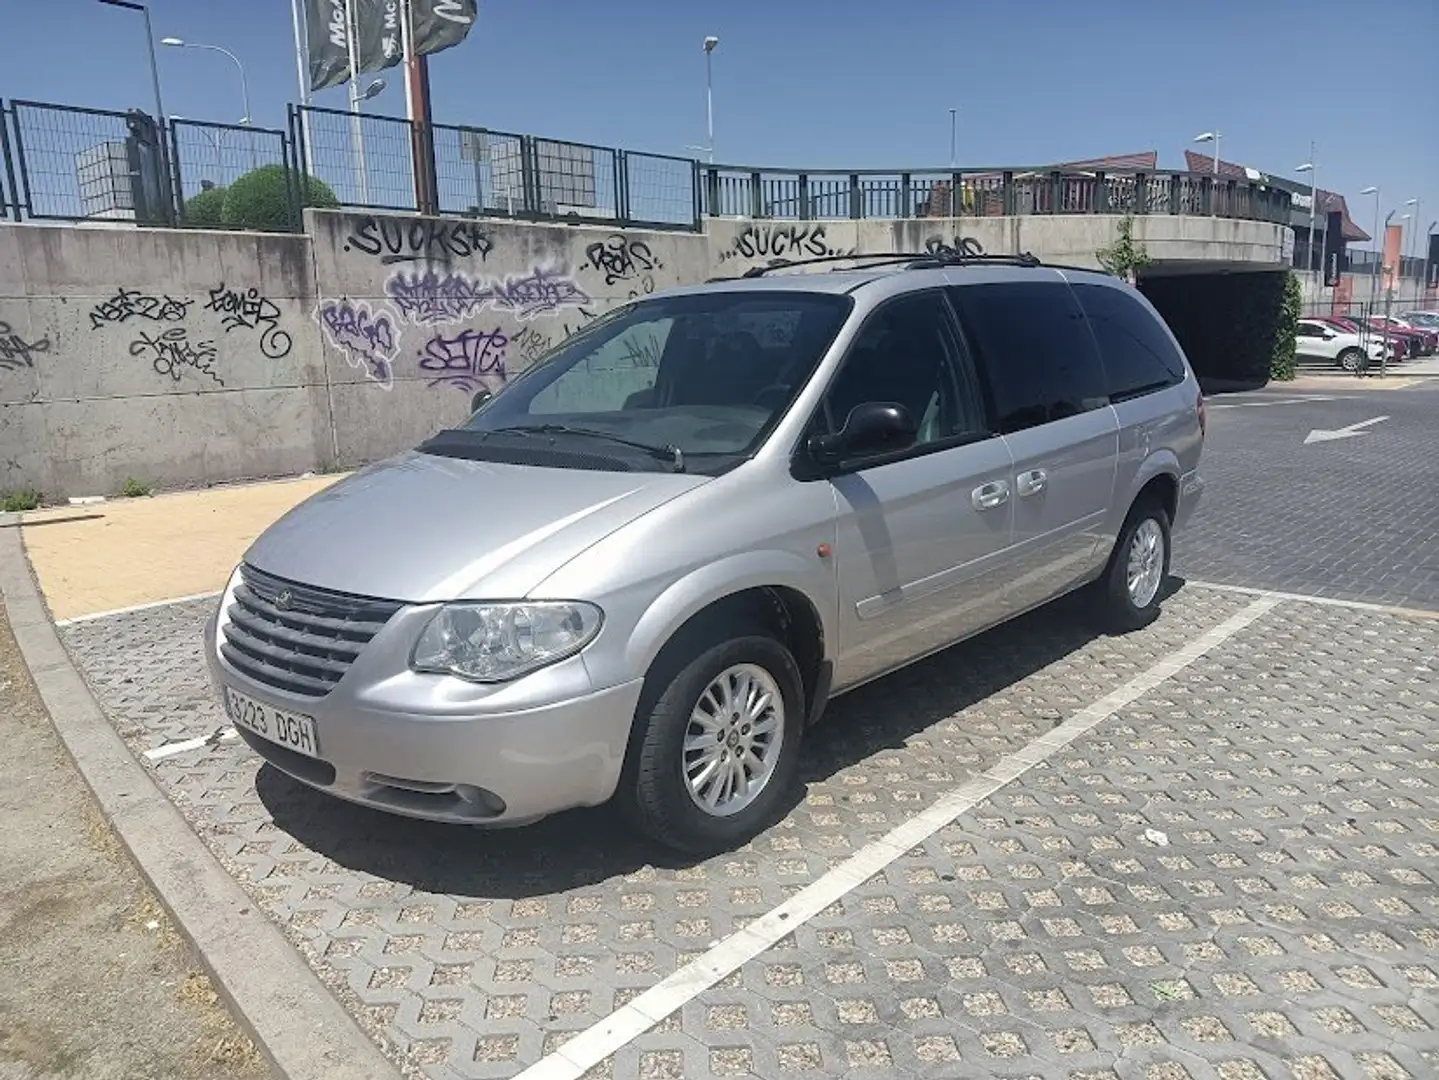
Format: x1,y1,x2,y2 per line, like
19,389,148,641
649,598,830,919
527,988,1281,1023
1094,500,1171,633
619,630,804,854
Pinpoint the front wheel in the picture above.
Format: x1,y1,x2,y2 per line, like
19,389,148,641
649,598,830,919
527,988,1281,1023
1094,501,1171,633
619,632,805,854
1337,347,1364,373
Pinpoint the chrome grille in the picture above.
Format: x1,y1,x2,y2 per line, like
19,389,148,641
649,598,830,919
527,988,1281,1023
219,564,404,698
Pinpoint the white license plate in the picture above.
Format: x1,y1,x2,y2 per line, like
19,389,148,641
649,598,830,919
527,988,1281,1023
224,686,320,759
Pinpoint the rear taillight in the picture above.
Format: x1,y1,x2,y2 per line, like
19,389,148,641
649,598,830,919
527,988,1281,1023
1197,391,1207,437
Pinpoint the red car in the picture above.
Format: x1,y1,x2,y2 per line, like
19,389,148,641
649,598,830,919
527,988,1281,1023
1370,315,1438,355
1315,316,1412,359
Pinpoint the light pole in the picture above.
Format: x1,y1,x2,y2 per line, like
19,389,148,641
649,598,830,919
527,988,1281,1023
349,78,386,205
949,107,957,168
1404,198,1420,289
1361,185,1380,310
161,38,250,124
1296,147,1318,285
97,0,172,217
1193,131,1220,214
702,35,719,164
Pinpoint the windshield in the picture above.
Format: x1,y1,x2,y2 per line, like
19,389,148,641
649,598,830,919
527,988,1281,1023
418,290,852,474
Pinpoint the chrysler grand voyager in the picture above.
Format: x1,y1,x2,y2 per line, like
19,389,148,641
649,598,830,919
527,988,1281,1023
205,252,1205,853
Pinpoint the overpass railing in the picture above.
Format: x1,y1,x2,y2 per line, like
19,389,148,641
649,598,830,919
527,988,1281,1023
698,165,1293,224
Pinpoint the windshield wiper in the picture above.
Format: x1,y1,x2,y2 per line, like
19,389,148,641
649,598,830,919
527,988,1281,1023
496,424,685,472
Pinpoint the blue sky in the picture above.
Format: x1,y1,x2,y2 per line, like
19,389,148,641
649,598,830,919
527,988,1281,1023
3,0,1436,252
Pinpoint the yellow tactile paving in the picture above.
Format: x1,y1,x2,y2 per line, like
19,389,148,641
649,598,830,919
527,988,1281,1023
21,475,345,622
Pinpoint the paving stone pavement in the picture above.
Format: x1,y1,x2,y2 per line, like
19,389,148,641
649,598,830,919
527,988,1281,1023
60,586,1439,1080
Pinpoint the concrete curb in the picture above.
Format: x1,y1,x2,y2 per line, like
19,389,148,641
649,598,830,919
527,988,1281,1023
0,525,401,1080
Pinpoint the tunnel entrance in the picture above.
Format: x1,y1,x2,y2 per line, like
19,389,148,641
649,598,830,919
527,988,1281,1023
1139,266,1288,393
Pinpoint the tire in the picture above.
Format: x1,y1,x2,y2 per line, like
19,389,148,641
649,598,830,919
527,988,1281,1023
1094,499,1172,633
1337,348,1364,373
619,630,805,854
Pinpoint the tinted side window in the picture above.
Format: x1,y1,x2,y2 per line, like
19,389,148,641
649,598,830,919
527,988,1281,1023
1072,283,1187,402
947,282,1108,434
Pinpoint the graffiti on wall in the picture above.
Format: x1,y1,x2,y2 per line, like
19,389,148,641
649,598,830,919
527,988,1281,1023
419,328,508,393
923,235,986,257
717,223,853,264
509,326,553,366
317,300,399,389
583,235,664,294
88,289,192,329
385,267,590,324
204,284,293,359
343,216,494,264
0,322,51,372
129,328,224,387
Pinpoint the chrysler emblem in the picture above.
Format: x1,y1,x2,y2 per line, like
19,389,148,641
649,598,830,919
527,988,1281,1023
274,588,294,610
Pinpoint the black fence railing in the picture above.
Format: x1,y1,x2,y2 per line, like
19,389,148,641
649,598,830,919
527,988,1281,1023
1293,243,1431,282
170,117,289,221
2,94,1313,236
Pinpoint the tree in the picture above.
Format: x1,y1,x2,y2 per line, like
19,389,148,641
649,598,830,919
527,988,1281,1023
1096,214,1152,284
220,165,338,233
1270,271,1302,381
180,186,226,228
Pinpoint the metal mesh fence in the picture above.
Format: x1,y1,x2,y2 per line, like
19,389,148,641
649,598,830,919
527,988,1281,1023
622,151,696,227
8,99,171,222
297,105,416,212
171,119,288,214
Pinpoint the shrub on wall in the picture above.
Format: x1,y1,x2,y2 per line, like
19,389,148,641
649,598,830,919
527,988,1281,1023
1270,271,1302,381
181,186,226,228
1096,215,1152,284
220,165,338,232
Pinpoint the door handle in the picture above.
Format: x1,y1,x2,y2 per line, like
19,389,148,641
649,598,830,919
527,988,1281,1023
971,480,1011,511
1016,469,1048,497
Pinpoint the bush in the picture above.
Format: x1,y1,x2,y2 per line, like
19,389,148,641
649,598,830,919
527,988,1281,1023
2,489,41,513
1270,271,1302,382
119,477,152,498
220,165,338,232
181,186,227,228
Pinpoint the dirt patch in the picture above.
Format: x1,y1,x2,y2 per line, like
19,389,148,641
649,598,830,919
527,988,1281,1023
0,603,272,1080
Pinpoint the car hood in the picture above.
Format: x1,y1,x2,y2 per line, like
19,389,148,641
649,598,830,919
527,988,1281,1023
244,451,709,602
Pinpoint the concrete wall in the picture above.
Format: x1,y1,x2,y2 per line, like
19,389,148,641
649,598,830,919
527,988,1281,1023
0,207,1291,500
0,223,326,499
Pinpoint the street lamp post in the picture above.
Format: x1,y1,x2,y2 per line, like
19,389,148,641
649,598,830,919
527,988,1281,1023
1296,147,1318,286
1361,185,1380,310
96,0,173,219
702,35,719,164
1404,198,1420,290
349,78,386,205
161,37,256,168
1193,131,1220,215
949,107,957,168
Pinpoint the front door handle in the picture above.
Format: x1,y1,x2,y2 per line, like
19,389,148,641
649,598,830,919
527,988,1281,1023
1016,468,1048,497
972,480,1011,511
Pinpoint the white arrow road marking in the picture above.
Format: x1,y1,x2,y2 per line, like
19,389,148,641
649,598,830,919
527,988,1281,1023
1303,415,1389,444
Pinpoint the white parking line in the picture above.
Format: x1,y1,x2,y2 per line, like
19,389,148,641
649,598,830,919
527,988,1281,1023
55,591,221,627
1187,580,1439,620
1207,394,1349,409
514,595,1282,1080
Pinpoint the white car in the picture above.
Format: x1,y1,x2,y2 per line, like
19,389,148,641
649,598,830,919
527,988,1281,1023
1295,319,1389,372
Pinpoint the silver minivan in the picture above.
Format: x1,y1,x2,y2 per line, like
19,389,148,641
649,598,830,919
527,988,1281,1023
205,253,1206,852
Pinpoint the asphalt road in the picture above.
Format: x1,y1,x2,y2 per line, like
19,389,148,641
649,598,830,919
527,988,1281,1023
1176,378,1439,610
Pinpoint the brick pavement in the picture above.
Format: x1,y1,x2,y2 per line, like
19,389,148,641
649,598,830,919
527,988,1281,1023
59,586,1439,1079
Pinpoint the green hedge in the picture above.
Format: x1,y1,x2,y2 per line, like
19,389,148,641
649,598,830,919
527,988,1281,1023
181,186,227,228
220,165,338,233
1270,271,1301,381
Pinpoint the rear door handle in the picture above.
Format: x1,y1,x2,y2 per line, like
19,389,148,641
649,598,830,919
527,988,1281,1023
971,480,1011,511
1016,468,1048,497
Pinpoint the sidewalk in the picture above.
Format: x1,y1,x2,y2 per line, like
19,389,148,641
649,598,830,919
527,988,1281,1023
20,474,342,622
0,603,271,1080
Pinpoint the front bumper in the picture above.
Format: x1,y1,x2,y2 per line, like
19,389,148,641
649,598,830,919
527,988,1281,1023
204,604,643,826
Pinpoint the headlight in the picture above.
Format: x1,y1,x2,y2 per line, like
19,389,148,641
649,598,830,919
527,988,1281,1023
411,601,603,683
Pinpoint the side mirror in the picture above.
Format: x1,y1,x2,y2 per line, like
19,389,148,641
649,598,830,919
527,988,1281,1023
808,402,917,463
470,388,492,413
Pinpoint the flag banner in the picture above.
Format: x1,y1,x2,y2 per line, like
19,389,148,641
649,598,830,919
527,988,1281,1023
306,0,353,91
411,0,478,58
354,0,405,75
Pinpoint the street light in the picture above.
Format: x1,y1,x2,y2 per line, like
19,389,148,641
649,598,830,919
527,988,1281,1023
1296,148,1318,282
1360,185,1380,309
1404,198,1420,286
349,77,387,205
702,35,719,164
161,38,251,125
949,108,958,168
1193,131,1220,215
96,0,172,215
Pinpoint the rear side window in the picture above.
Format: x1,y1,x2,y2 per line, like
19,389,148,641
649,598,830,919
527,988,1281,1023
947,281,1109,434
1072,283,1187,402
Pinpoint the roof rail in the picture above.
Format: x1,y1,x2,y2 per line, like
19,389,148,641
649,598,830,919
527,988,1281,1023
740,251,1043,278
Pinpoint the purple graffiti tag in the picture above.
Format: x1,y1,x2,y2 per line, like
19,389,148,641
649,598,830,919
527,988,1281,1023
418,328,508,393
384,270,488,325
317,300,398,389
478,268,590,320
